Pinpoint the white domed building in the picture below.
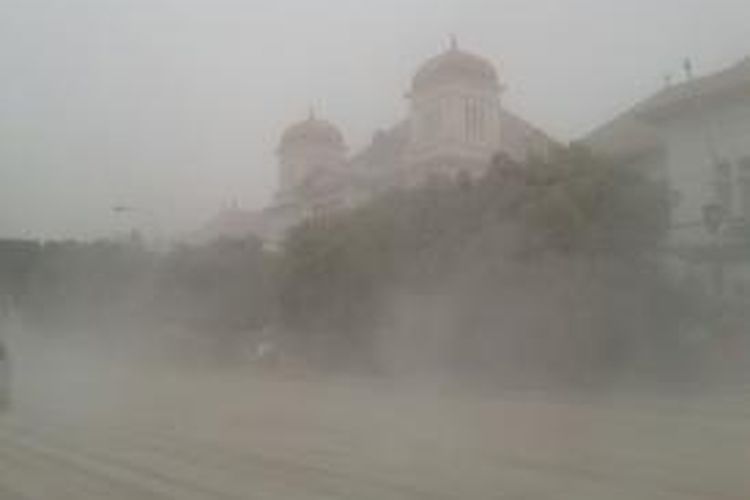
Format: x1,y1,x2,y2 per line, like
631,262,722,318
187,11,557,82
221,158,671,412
275,111,349,212
406,38,505,181
198,40,557,246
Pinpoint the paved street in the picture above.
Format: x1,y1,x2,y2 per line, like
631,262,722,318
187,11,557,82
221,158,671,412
1,374,748,499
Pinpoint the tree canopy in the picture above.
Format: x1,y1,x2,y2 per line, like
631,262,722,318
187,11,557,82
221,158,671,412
2,146,699,385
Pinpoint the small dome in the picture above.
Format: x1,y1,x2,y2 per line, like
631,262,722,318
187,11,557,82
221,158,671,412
411,41,499,94
279,112,345,152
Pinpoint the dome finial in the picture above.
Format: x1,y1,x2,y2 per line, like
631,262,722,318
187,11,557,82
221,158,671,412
450,34,458,50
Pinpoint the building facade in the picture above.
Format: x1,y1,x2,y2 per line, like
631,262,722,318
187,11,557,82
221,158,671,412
198,40,556,246
584,57,750,296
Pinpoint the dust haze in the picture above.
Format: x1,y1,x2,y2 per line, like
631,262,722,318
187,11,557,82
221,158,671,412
3,0,750,239
2,1,750,499
2,253,748,498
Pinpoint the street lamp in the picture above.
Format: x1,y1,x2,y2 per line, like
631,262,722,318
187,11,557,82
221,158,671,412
702,202,726,295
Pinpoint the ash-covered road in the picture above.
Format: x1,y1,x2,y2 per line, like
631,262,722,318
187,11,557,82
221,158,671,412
1,375,748,499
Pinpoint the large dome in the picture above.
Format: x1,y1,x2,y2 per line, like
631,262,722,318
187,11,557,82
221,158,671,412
411,41,499,94
279,113,345,152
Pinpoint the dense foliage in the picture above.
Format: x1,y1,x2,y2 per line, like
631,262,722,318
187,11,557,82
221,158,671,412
276,147,687,381
0,236,274,344
1,146,709,385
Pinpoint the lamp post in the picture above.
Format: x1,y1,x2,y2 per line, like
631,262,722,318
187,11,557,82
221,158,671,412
702,202,726,296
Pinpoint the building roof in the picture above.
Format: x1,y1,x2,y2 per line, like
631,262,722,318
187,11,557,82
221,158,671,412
583,57,750,160
582,103,663,161
637,57,750,122
349,108,557,178
349,122,409,172
497,107,560,160
278,113,345,152
411,41,500,95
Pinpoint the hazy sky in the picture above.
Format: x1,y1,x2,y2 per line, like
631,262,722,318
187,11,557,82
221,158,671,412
2,0,750,240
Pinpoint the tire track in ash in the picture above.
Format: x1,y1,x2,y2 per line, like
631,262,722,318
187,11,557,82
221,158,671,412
0,421,241,500
0,434,168,500
3,417,455,500
3,411,747,500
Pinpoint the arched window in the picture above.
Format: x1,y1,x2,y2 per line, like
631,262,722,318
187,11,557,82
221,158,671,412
464,97,486,143
477,101,486,141
421,100,442,142
464,97,474,142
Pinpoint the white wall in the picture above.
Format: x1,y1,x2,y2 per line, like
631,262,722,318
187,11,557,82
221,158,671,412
660,94,750,245
407,82,502,180
277,143,346,196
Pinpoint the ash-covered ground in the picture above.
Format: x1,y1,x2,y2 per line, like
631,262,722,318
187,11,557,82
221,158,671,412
1,331,748,500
